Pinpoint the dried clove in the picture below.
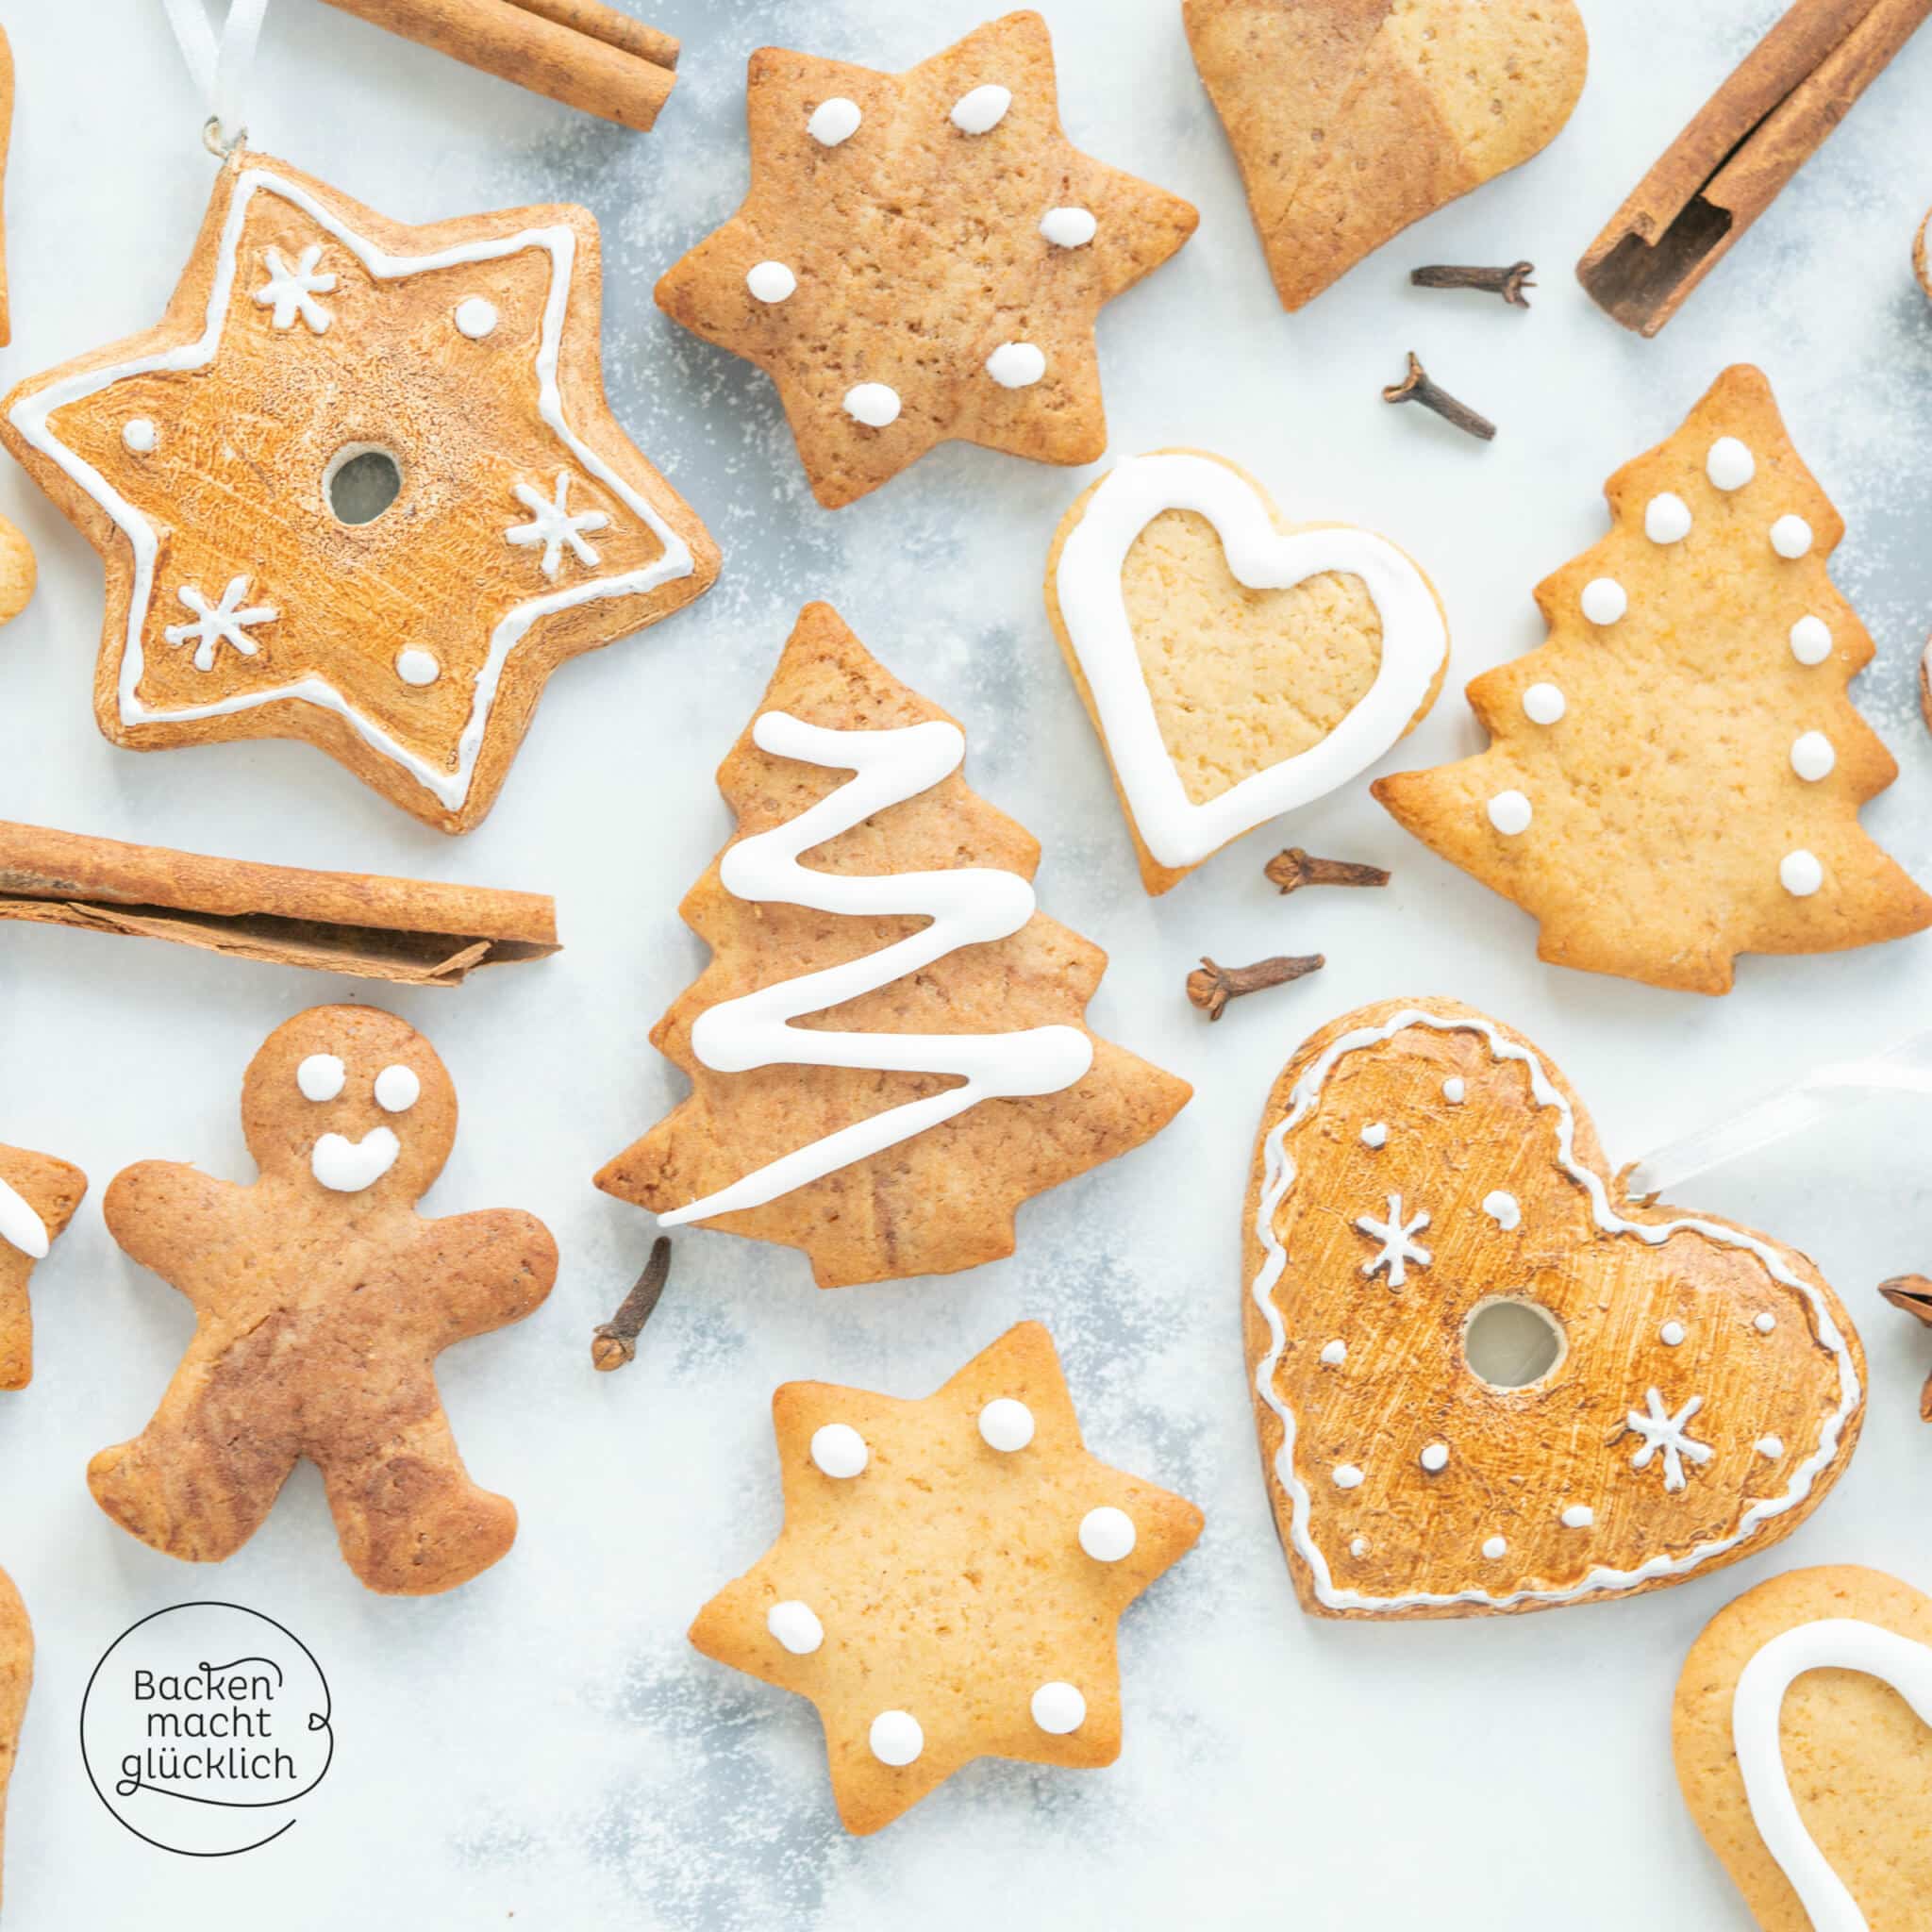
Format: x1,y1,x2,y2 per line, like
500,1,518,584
1264,847,1391,896
1411,260,1536,307
591,1236,672,1372
1187,953,1324,1022
1382,352,1496,442
1879,1274,1932,1421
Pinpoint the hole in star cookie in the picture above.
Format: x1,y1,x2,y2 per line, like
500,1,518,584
1463,1296,1566,1391
325,444,403,526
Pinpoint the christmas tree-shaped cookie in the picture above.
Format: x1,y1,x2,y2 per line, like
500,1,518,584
596,602,1191,1287
1376,365,1932,993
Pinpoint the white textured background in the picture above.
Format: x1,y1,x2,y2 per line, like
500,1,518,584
1,1,1930,1924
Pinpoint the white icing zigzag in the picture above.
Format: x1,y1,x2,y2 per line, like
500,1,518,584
659,712,1095,1227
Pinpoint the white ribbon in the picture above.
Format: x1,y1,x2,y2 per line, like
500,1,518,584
159,0,270,150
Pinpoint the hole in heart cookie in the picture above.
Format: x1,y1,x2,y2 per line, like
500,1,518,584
324,444,403,525
1120,509,1382,807
1463,1297,1566,1390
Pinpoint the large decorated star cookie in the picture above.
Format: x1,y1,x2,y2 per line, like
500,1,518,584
1243,998,1864,1619
0,1141,87,1391
655,11,1197,508
1045,448,1448,894
1674,1566,1932,1931
1,152,719,834
1374,365,1932,991
690,1322,1203,1834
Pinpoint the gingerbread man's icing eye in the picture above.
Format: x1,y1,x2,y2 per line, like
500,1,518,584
296,1054,345,1102
374,1065,421,1113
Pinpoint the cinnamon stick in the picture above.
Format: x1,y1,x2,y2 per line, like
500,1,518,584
0,26,14,349
0,821,558,986
1579,0,1932,336
315,0,678,132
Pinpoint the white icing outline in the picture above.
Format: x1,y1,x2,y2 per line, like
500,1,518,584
7,164,695,813
1733,1618,1932,1932
1053,454,1447,870
1248,1008,1861,1612
0,1175,50,1261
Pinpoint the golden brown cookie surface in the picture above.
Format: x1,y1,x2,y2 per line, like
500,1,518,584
0,1142,87,1391
0,1566,27,1915
690,1322,1203,1834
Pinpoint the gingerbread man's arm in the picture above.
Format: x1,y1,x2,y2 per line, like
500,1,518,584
412,1208,558,1343
103,1162,248,1307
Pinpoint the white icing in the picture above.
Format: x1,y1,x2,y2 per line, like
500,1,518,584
1771,514,1814,558
767,1600,823,1655
1645,492,1692,543
253,243,335,332
164,575,276,672
985,341,1045,389
1420,1442,1449,1473
1482,1191,1521,1232
1359,1122,1389,1149
1580,577,1627,625
869,1710,923,1766
1052,453,1447,869
1781,849,1824,898
1040,207,1096,248
296,1053,345,1102
1482,1536,1507,1560
506,470,608,577
1357,1194,1430,1287
1560,1505,1593,1529
1660,1320,1686,1345
1522,682,1565,725
977,1398,1035,1453
1319,1340,1346,1367
1079,1507,1135,1561
310,1126,399,1192
1442,1077,1465,1104
810,1423,868,1479
1790,615,1832,664
454,295,498,339
1757,1436,1784,1458
1030,1682,1086,1734
122,418,158,454
1707,437,1756,491
1349,1537,1368,1557
6,166,695,814
745,260,796,305
1790,730,1835,781
1625,1388,1711,1491
949,84,1011,133
658,715,1093,1226
1248,1009,1860,1612
1733,1620,1932,1932
374,1064,420,1113
1755,1312,1777,1335
394,647,440,687
0,1177,50,1261
843,382,900,427
808,97,861,146
1487,790,1532,836
1332,1464,1364,1490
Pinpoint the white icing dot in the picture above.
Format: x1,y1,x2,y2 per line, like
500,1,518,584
1442,1077,1465,1104
1561,1505,1594,1529
395,647,440,687
1482,1536,1507,1560
869,1710,923,1766
1581,577,1627,625
977,1398,1035,1453
1420,1442,1449,1474
1360,1122,1389,1149
1522,682,1566,725
1488,791,1532,836
1771,514,1814,559
1319,1340,1346,1366
745,260,797,305
1078,1506,1136,1562
767,1600,824,1655
985,341,1046,389
1707,437,1756,491
1645,492,1692,543
1755,1312,1776,1335
1040,206,1097,248
1790,731,1835,782
296,1054,345,1102
1030,1682,1086,1734
1332,1464,1365,1491
1780,849,1824,898
374,1063,420,1113
808,97,861,146
1482,1191,1521,1231
809,1424,869,1478
1757,1436,1784,1459
123,418,158,454
1350,1537,1369,1558
454,296,498,339
1660,1320,1686,1346
1790,615,1833,664
843,382,901,427
949,84,1011,134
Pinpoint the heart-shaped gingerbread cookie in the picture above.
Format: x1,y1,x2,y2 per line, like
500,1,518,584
1186,0,1588,309
1675,1566,1932,1931
1243,998,1864,1618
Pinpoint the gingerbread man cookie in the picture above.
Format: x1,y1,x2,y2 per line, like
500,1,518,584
0,1566,25,1916
90,1006,556,1595
0,151,718,834
0,1143,87,1391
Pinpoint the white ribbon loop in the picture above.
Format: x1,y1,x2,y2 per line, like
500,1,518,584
159,0,270,151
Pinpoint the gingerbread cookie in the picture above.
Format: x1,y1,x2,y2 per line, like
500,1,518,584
0,1143,87,1391
1,150,718,834
1244,998,1864,1620
0,517,32,631
1375,366,1932,992
1044,449,1448,894
655,11,1197,508
0,1566,26,1915
595,601,1191,1287
91,1006,556,1595
690,1322,1202,1834
1185,0,1586,310
1674,1565,1932,1931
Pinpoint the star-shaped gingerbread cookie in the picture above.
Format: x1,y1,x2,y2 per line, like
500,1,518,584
1,151,719,833
657,11,1198,508
690,1322,1202,1833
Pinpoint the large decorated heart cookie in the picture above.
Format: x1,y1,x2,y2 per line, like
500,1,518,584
1674,1566,1932,1931
1242,998,1864,1619
1045,450,1447,895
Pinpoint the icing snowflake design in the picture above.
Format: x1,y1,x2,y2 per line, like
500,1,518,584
163,576,278,672
1624,1388,1714,1493
253,244,336,333
1356,1193,1431,1288
506,471,608,577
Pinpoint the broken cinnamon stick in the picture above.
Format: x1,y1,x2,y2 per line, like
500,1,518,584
0,25,14,348
1579,0,1932,336
314,0,678,132
0,821,558,986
